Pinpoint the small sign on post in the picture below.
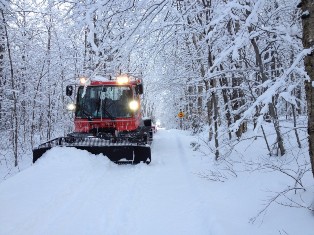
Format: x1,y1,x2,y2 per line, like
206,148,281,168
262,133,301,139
178,111,184,118
178,111,184,129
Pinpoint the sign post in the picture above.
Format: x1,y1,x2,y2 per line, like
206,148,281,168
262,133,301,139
177,110,185,129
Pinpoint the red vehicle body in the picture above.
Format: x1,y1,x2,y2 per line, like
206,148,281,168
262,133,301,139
74,79,142,133
33,74,152,164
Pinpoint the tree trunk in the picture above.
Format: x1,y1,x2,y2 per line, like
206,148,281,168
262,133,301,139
0,9,4,122
250,36,285,155
300,0,314,177
1,10,18,167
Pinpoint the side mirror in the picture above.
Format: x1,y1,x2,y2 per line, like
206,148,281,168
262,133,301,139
66,85,73,96
136,84,143,95
143,118,152,127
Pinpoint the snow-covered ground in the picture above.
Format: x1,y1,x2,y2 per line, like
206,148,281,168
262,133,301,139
0,129,313,235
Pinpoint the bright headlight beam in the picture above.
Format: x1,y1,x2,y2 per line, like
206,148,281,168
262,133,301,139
129,100,139,111
66,103,76,111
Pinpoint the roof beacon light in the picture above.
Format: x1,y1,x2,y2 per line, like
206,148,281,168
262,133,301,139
117,75,129,84
79,77,90,85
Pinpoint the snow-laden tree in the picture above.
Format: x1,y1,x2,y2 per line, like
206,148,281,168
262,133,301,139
151,0,307,159
0,0,311,178
0,0,83,173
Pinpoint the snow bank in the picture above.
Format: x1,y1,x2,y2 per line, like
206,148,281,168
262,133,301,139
0,130,313,235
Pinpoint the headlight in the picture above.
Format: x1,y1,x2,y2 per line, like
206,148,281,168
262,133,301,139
66,103,76,111
129,100,139,111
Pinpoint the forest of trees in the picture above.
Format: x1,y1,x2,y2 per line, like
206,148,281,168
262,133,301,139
0,0,313,177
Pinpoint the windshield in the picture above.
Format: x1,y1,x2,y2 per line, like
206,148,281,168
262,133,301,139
76,85,133,119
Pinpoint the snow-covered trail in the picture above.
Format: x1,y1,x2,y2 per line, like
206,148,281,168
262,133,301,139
0,129,218,235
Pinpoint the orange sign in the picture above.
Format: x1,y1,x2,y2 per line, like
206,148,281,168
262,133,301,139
178,111,184,118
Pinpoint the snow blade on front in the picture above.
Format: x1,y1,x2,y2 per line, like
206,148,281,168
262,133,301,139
33,137,151,164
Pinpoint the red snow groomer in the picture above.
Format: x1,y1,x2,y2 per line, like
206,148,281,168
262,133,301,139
33,74,152,164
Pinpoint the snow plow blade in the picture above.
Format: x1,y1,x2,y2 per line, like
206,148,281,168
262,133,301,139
32,137,151,164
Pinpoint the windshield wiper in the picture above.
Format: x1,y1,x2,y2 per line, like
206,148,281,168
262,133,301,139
102,98,115,120
82,110,93,121
79,103,94,121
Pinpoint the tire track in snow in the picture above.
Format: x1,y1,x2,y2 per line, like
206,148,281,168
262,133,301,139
175,134,224,235
102,166,146,235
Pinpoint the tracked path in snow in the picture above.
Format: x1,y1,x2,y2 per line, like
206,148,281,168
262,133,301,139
0,129,217,235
